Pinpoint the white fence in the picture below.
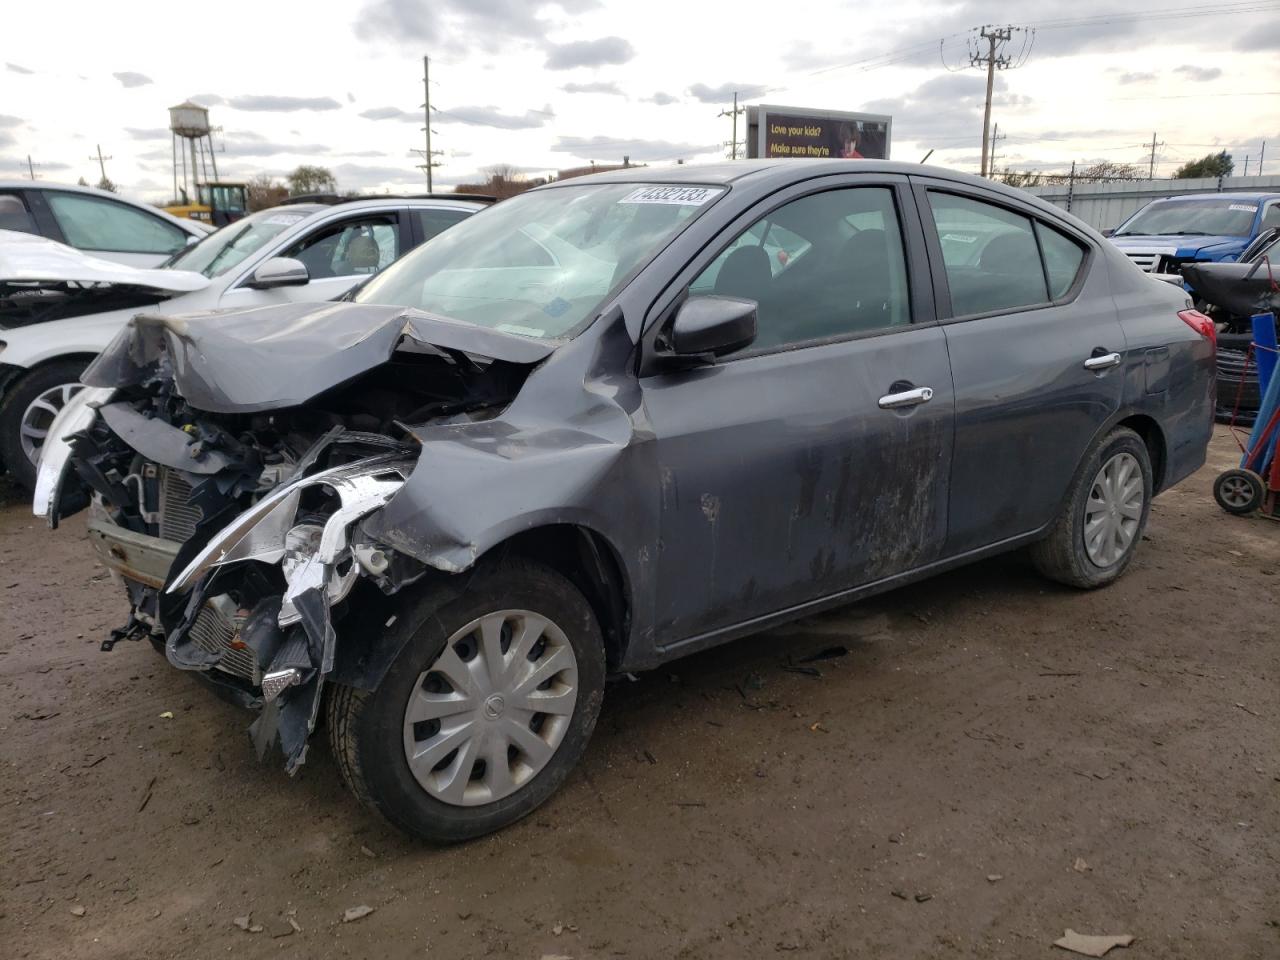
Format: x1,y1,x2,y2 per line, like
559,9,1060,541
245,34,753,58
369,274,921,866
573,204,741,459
1020,174,1280,231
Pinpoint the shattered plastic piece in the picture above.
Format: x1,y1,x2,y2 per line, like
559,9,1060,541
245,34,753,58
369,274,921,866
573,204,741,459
159,711,174,719
986,874,1004,882
1052,930,1134,957
1073,857,1090,873
343,905,375,923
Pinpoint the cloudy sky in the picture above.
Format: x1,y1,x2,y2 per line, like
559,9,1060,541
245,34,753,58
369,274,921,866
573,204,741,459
2,0,1277,202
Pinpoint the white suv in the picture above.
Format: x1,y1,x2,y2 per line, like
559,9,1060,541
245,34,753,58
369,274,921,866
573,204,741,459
0,195,487,487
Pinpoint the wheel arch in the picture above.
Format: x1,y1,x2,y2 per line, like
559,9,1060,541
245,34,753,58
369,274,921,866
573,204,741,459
479,523,632,674
1114,412,1168,493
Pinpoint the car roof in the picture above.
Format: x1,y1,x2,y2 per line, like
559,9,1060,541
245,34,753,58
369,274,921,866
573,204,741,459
532,158,1038,193
527,159,1082,224
1146,192,1280,203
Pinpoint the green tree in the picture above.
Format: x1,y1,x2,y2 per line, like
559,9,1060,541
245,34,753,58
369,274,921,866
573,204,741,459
1173,151,1234,179
287,165,336,195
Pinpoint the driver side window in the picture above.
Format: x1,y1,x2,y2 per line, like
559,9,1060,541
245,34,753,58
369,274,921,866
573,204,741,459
689,187,911,355
284,215,399,280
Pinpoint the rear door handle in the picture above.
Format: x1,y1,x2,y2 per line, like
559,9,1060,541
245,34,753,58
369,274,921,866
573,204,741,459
878,386,934,409
1083,352,1122,371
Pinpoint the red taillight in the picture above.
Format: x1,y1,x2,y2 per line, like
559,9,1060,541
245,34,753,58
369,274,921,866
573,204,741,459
1178,308,1216,346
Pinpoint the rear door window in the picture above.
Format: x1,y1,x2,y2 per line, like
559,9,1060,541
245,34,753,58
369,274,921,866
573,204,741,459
412,207,473,244
927,192,1048,316
44,191,189,254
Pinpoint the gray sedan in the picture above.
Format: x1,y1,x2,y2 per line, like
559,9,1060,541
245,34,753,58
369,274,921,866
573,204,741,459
37,160,1215,841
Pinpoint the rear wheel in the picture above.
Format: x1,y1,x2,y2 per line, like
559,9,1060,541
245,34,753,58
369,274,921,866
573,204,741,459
327,559,605,843
1030,427,1153,589
0,360,88,490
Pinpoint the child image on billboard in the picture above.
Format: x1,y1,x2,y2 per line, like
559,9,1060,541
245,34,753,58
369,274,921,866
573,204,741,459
761,111,889,161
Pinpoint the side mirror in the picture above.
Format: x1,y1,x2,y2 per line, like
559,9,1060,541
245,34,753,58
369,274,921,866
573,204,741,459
1100,228,1115,238
667,295,757,359
247,257,309,289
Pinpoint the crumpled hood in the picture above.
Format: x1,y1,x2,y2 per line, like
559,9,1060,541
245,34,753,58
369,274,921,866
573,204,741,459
0,228,209,292
81,299,557,413
1111,233,1245,261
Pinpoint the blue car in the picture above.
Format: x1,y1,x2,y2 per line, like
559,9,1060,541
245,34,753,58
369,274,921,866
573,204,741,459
1108,192,1280,274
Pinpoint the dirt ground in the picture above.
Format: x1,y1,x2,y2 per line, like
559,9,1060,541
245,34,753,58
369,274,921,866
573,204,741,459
1,426,1277,960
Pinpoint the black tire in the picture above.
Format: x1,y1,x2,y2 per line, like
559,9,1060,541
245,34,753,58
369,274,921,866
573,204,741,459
0,360,89,490
326,559,606,843
1213,468,1265,515
1030,426,1153,589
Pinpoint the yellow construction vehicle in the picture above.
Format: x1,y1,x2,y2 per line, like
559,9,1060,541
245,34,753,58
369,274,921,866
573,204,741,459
164,181,248,227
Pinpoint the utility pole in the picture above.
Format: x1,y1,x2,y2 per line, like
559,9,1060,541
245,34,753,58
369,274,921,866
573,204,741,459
1144,132,1164,179
989,123,1005,177
969,26,1027,178
26,154,37,180
1243,156,1250,177
1259,140,1266,176
416,55,443,191
89,143,112,182
718,92,745,160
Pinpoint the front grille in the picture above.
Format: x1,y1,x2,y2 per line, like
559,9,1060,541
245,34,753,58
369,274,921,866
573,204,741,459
157,468,202,543
188,594,258,682
1124,251,1162,272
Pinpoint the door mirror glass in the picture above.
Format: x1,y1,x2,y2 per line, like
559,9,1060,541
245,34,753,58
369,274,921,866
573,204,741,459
669,295,757,358
248,256,310,289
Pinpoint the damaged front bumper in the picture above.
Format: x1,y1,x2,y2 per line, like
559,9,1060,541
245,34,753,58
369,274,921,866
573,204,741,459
163,454,415,772
37,404,418,773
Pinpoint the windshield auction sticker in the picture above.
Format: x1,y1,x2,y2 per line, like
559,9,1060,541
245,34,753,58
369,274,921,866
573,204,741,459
619,186,723,205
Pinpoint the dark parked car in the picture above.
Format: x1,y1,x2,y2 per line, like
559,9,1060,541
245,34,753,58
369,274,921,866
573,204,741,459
36,161,1215,841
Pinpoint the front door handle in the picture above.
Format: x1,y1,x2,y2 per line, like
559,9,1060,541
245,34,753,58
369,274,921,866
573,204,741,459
878,386,934,409
1083,352,1122,371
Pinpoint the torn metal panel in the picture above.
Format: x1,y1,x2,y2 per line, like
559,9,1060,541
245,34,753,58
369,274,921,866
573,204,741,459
1181,260,1280,317
82,301,556,413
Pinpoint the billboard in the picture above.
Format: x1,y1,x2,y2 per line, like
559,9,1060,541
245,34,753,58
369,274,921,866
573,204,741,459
746,105,892,161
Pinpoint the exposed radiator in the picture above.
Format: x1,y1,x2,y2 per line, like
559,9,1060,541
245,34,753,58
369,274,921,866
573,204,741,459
157,468,203,543
188,594,257,683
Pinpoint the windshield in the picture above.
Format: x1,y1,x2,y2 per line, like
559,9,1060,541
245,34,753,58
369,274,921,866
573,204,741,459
1115,198,1258,238
353,182,725,339
165,208,311,277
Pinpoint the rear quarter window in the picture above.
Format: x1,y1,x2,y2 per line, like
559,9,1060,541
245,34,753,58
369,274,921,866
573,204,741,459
1036,223,1087,298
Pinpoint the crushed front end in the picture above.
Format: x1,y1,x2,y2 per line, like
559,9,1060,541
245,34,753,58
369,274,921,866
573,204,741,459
36,303,542,772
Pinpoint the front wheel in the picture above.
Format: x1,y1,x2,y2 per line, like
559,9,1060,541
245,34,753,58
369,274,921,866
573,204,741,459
1030,426,1153,589
0,360,88,490
327,559,606,843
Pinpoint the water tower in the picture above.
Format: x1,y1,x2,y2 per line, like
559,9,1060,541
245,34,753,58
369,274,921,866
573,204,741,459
169,101,220,205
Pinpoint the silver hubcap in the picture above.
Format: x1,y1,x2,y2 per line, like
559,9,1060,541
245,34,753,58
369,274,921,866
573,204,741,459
402,609,578,807
1084,452,1144,567
1219,476,1255,508
20,382,83,465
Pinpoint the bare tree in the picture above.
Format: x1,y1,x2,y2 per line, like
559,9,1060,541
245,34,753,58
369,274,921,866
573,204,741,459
247,173,289,211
